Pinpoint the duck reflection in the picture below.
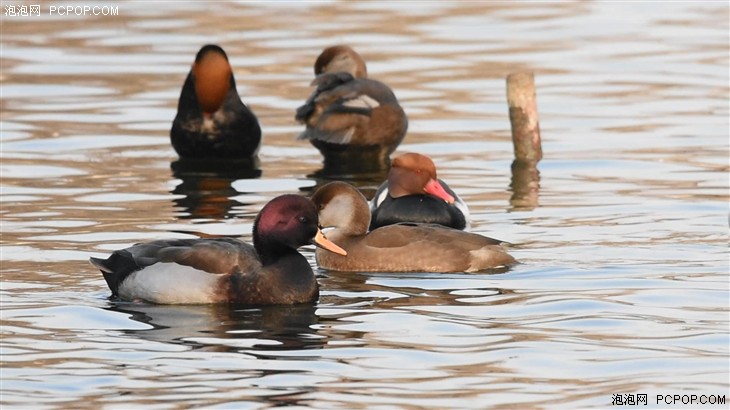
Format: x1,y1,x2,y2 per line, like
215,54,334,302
107,303,322,352
314,150,392,178
304,159,389,201
319,268,515,309
171,158,262,219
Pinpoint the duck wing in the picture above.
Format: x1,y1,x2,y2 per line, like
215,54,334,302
365,223,499,249
295,72,357,122
359,224,512,272
154,238,261,273
297,75,393,145
90,238,261,296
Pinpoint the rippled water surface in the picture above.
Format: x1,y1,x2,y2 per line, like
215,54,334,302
2,2,728,409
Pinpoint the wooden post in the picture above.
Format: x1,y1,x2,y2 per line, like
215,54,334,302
507,72,542,162
507,72,541,209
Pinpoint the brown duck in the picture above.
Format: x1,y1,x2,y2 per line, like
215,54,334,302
311,181,516,272
295,45,408,167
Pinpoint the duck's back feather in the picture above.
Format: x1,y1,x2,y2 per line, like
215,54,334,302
296,75,405,148
318,223,514,272
171,73,261,159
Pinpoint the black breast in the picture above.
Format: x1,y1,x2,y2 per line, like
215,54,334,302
370,194,466,230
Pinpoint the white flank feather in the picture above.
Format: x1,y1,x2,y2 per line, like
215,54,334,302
343,95,380,109
118,263,221,304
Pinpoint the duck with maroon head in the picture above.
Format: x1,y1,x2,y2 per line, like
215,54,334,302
90,195,346,305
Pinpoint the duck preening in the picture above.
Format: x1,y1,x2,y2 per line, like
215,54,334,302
171,44,261,159
90,195,346,305
370,153,470,230
312,181,515,272
295,45,408,168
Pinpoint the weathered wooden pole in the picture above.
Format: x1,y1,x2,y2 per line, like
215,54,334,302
507,72,542,162
506,72,541,209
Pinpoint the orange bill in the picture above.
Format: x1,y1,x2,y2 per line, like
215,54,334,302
312,228,347,256
424,179,455,204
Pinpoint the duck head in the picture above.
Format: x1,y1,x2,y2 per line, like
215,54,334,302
253,194,346,263
192,44,233,116
314,45,367,78
311,181,371,236
388,153,455,204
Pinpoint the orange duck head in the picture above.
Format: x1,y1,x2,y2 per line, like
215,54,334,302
388,153,455,203
192,44,233,116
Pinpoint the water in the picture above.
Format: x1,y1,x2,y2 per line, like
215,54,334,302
1,2,728,409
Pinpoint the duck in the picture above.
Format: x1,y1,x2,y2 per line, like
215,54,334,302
295,45,408,168
89,195,346,305
170,44,261,159
311,181,515,272
370,153,469,230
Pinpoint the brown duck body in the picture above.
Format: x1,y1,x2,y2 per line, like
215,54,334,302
171,44,261,159
90,195,346,305
320,223,514,272
295,45,407,167
311,182,515,273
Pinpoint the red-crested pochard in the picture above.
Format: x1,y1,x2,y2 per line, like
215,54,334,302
90,195,346,305
312,182,515,272
370,153,469,230
295,45,408,167
171,44,261,159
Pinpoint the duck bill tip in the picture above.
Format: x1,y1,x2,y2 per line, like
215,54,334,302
313,228,347,256
424,179,455,204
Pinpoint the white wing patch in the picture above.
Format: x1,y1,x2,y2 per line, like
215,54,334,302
372,187,389,208
118,263,221,304
455,195,471,231
343,94,380,109
341,127,355,144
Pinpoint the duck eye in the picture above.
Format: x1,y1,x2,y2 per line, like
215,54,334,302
298,216,308,224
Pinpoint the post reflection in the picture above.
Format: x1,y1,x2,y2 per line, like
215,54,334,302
509,159,540,211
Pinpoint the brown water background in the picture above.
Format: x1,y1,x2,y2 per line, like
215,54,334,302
1,1,729,409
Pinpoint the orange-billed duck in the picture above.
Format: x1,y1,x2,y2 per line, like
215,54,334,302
89,195,346,305
370,153,469,230
311,182,515,272
170,44,261,159
295,45,408,167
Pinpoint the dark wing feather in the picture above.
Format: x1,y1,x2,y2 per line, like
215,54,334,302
155,239,260,274
295,72,356,123
90,238,261,296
